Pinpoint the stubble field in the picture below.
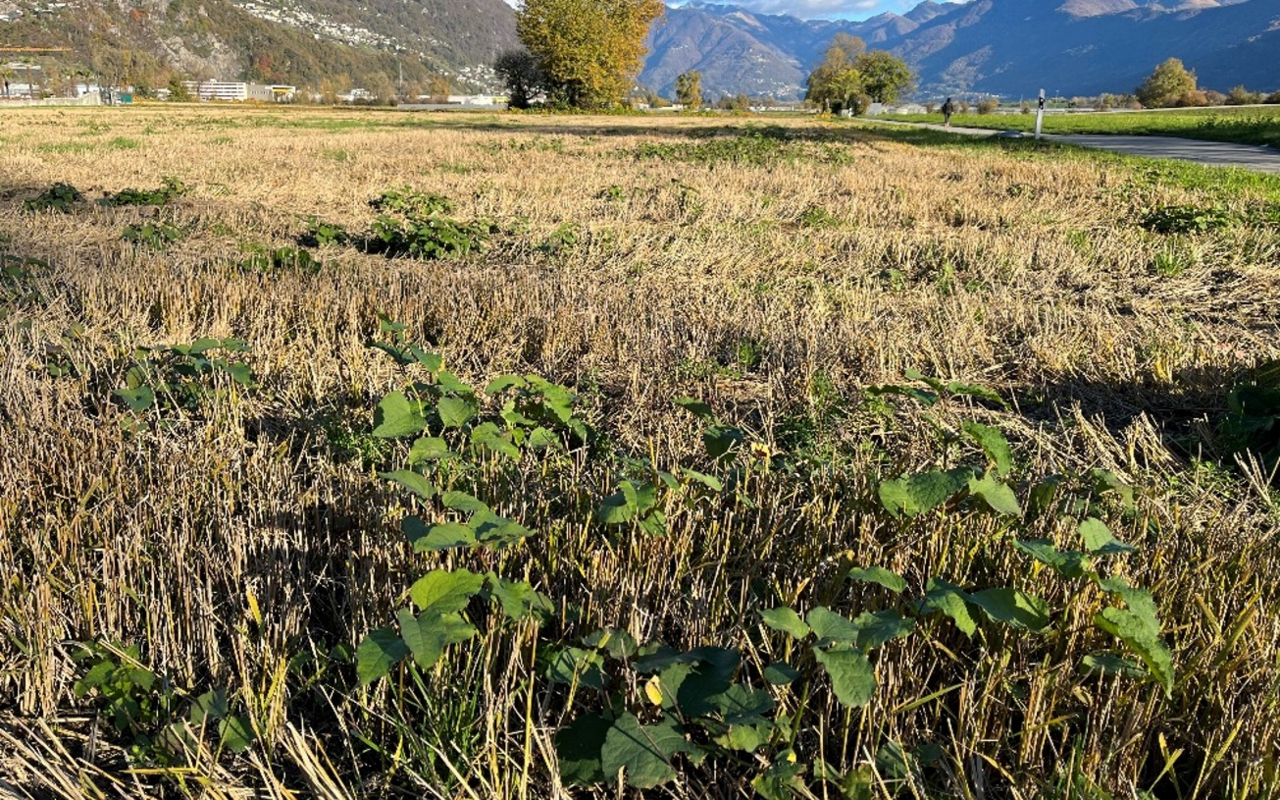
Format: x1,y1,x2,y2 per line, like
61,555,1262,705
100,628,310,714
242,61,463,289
1,106,1278,799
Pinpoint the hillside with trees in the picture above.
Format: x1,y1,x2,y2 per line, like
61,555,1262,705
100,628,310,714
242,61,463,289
0,0,517,95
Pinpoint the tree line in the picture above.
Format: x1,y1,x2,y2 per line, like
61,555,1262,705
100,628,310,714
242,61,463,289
496,4,913,114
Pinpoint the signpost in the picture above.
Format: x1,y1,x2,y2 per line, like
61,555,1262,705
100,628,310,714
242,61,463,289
1035,89,1046,140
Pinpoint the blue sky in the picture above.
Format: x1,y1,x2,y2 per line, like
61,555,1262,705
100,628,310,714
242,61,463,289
500,1,960,22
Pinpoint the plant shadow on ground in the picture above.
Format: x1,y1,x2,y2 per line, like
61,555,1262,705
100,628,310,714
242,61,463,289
1027,362,1278,487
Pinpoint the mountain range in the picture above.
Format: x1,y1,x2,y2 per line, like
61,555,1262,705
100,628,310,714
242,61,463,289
642,0,1280,99
1,0,1276,100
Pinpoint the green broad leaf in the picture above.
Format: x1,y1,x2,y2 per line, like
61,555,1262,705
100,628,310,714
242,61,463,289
484,374,527,394
813,646,876,708
868,382,940,407
946,381,1007,407
531,379,576,425
435,369,473,397
189,689,228,725
437,396,476,429
752,759,809,800
718,721,771,753
487,577,553,622
471,422,521,460
659,647,740,716
1081,652,1147,679
403,517,475,552
378,470,436,500
704,424,744,461
1089,469,1135,512
926,576,972,632
408,436,454,464
968,474,1022,516
1097,577,1160,629
472,513,533,548
1028,476,1063,517
1079,518,1137,556
674,396,714,420
632,644,682,674
75,661,115,694
806,606,860,645
1095,608,1174,697
878,467,973,517
501,401,538,428
583,628,639,660
222,362,254,386
408,568,485,615
372,391,427,438
847,566,907,594
408,345,442,372
115,385,155,413
763,661,800,686
962,422,1013,476
682,468,723,491
851,609,916,651
904,368,945,392
601,714,694,789
1013,539,1091,579
547,647,608,690
623,481,657,514
637,509,667,537
760,607,811,640
218,714,255,753
596,481,654,524
441,491,489,514
396,608,475,669
377,315,406,334
555,712,611,786
596,487,635,524
526,426,559,450
356,626,408,684
969,588,1051,632
715,683,775,725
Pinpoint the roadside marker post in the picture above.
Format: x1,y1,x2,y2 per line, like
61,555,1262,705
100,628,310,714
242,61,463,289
1035,89,1045,140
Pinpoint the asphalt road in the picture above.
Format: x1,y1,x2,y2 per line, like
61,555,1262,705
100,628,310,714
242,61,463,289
1047,134,1280,175
875,121,1280,175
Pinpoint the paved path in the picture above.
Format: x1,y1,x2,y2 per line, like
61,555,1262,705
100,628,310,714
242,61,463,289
1046,134,1280,175
873,120,1280,175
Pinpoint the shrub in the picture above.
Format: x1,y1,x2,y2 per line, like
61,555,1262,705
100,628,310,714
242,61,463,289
1175,90,1211,108
1225,86,1264,106
24,183,83,213
121,221,184,250
114,338,254,419
99,177,187,207
360,190,493,260
1140,204,1235,234
241,245,322,274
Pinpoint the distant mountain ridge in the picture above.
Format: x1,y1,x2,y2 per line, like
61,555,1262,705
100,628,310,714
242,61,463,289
641,0,1280,99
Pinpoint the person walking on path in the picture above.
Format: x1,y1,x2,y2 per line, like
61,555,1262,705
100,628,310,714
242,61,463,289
941,97,955,127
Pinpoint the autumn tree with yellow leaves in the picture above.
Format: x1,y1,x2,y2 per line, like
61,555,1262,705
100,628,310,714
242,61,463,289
515,0,664,108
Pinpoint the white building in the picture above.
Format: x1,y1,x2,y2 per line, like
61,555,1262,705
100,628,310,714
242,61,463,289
182,81,296,102
185,80,249,101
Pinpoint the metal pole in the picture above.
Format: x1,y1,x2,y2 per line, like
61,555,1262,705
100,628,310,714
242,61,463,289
1035,89,1045,140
